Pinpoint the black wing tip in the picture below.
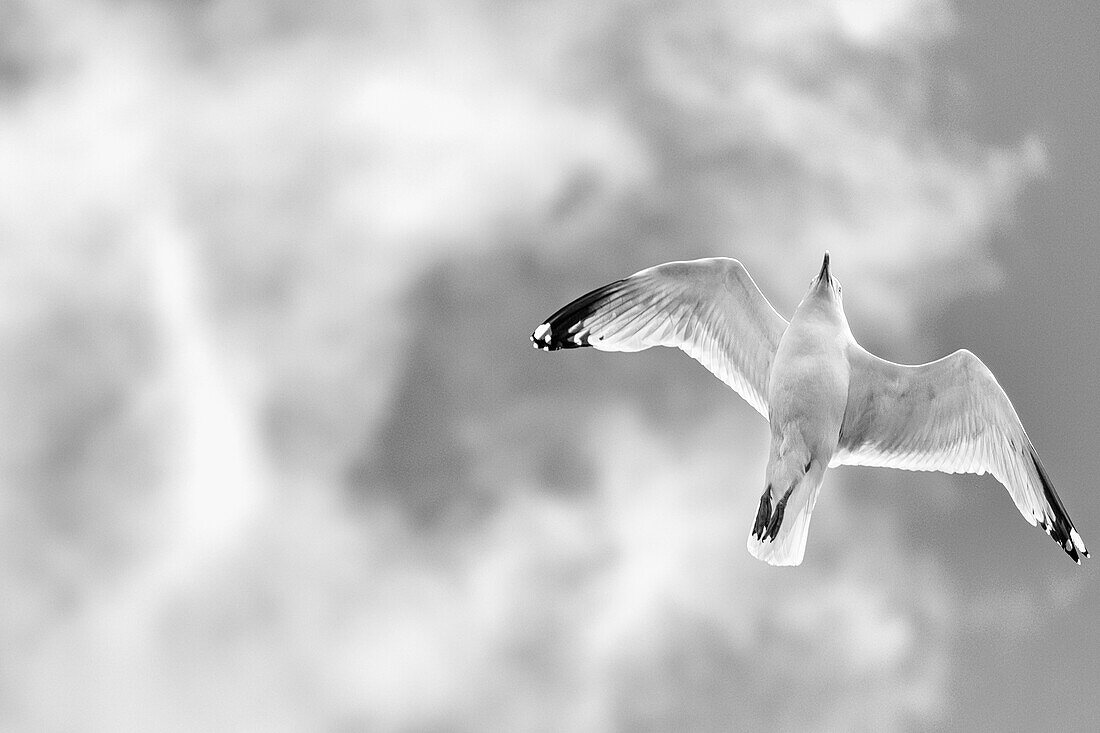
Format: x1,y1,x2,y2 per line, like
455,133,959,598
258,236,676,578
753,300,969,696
530,279,627,352
1031,448,1089,564
1040,517,1087,564
530,321,588,351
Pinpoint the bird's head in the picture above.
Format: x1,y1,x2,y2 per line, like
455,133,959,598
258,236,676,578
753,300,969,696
795,251,847,325
807,251,842,304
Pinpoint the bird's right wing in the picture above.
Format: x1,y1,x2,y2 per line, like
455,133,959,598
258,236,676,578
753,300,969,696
832,346,1088,562
531,258,788,419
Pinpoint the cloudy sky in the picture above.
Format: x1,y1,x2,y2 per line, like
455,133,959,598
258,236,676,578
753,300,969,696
0,0,1097,730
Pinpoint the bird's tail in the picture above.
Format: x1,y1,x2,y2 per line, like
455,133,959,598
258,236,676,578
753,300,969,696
747,469,826,567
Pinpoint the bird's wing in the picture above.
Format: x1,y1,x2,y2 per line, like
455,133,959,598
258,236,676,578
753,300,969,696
832,345,1088,562
531,258,788,418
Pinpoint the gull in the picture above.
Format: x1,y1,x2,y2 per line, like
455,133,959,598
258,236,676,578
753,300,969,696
530,253,1088,566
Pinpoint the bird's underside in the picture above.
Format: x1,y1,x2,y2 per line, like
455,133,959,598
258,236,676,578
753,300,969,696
531,255,1088,566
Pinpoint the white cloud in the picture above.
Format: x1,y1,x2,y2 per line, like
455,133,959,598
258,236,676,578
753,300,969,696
830,0,954,47
591,0,1042,330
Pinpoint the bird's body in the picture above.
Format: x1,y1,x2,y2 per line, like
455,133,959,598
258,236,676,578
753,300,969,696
532,253,1088,566
755,289,850,563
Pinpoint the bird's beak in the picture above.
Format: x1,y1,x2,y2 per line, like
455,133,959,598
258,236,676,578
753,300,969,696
817,251,831,284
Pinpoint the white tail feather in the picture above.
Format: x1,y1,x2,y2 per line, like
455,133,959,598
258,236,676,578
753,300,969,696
747,481,824,566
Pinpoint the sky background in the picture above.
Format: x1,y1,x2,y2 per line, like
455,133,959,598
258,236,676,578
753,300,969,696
0,0,1097,731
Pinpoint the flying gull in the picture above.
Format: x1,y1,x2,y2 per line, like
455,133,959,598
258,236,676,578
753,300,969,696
530,253,1088,566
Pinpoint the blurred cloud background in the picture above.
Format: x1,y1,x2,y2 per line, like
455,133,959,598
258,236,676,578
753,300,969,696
0,0,1097,730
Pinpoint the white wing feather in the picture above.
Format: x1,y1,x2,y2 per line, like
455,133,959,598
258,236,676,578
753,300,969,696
833,346,1087,562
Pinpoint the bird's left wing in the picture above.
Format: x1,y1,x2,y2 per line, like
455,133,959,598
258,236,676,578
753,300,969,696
832,345,1088,563
531,258,788,418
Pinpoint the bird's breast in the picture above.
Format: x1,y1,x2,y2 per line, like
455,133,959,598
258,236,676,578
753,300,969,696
767,322,850,451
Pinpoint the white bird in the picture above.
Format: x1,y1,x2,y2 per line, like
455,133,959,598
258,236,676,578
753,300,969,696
531,253,1088,566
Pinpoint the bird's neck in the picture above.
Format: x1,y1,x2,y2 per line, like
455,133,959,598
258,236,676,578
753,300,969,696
790,299,853,344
